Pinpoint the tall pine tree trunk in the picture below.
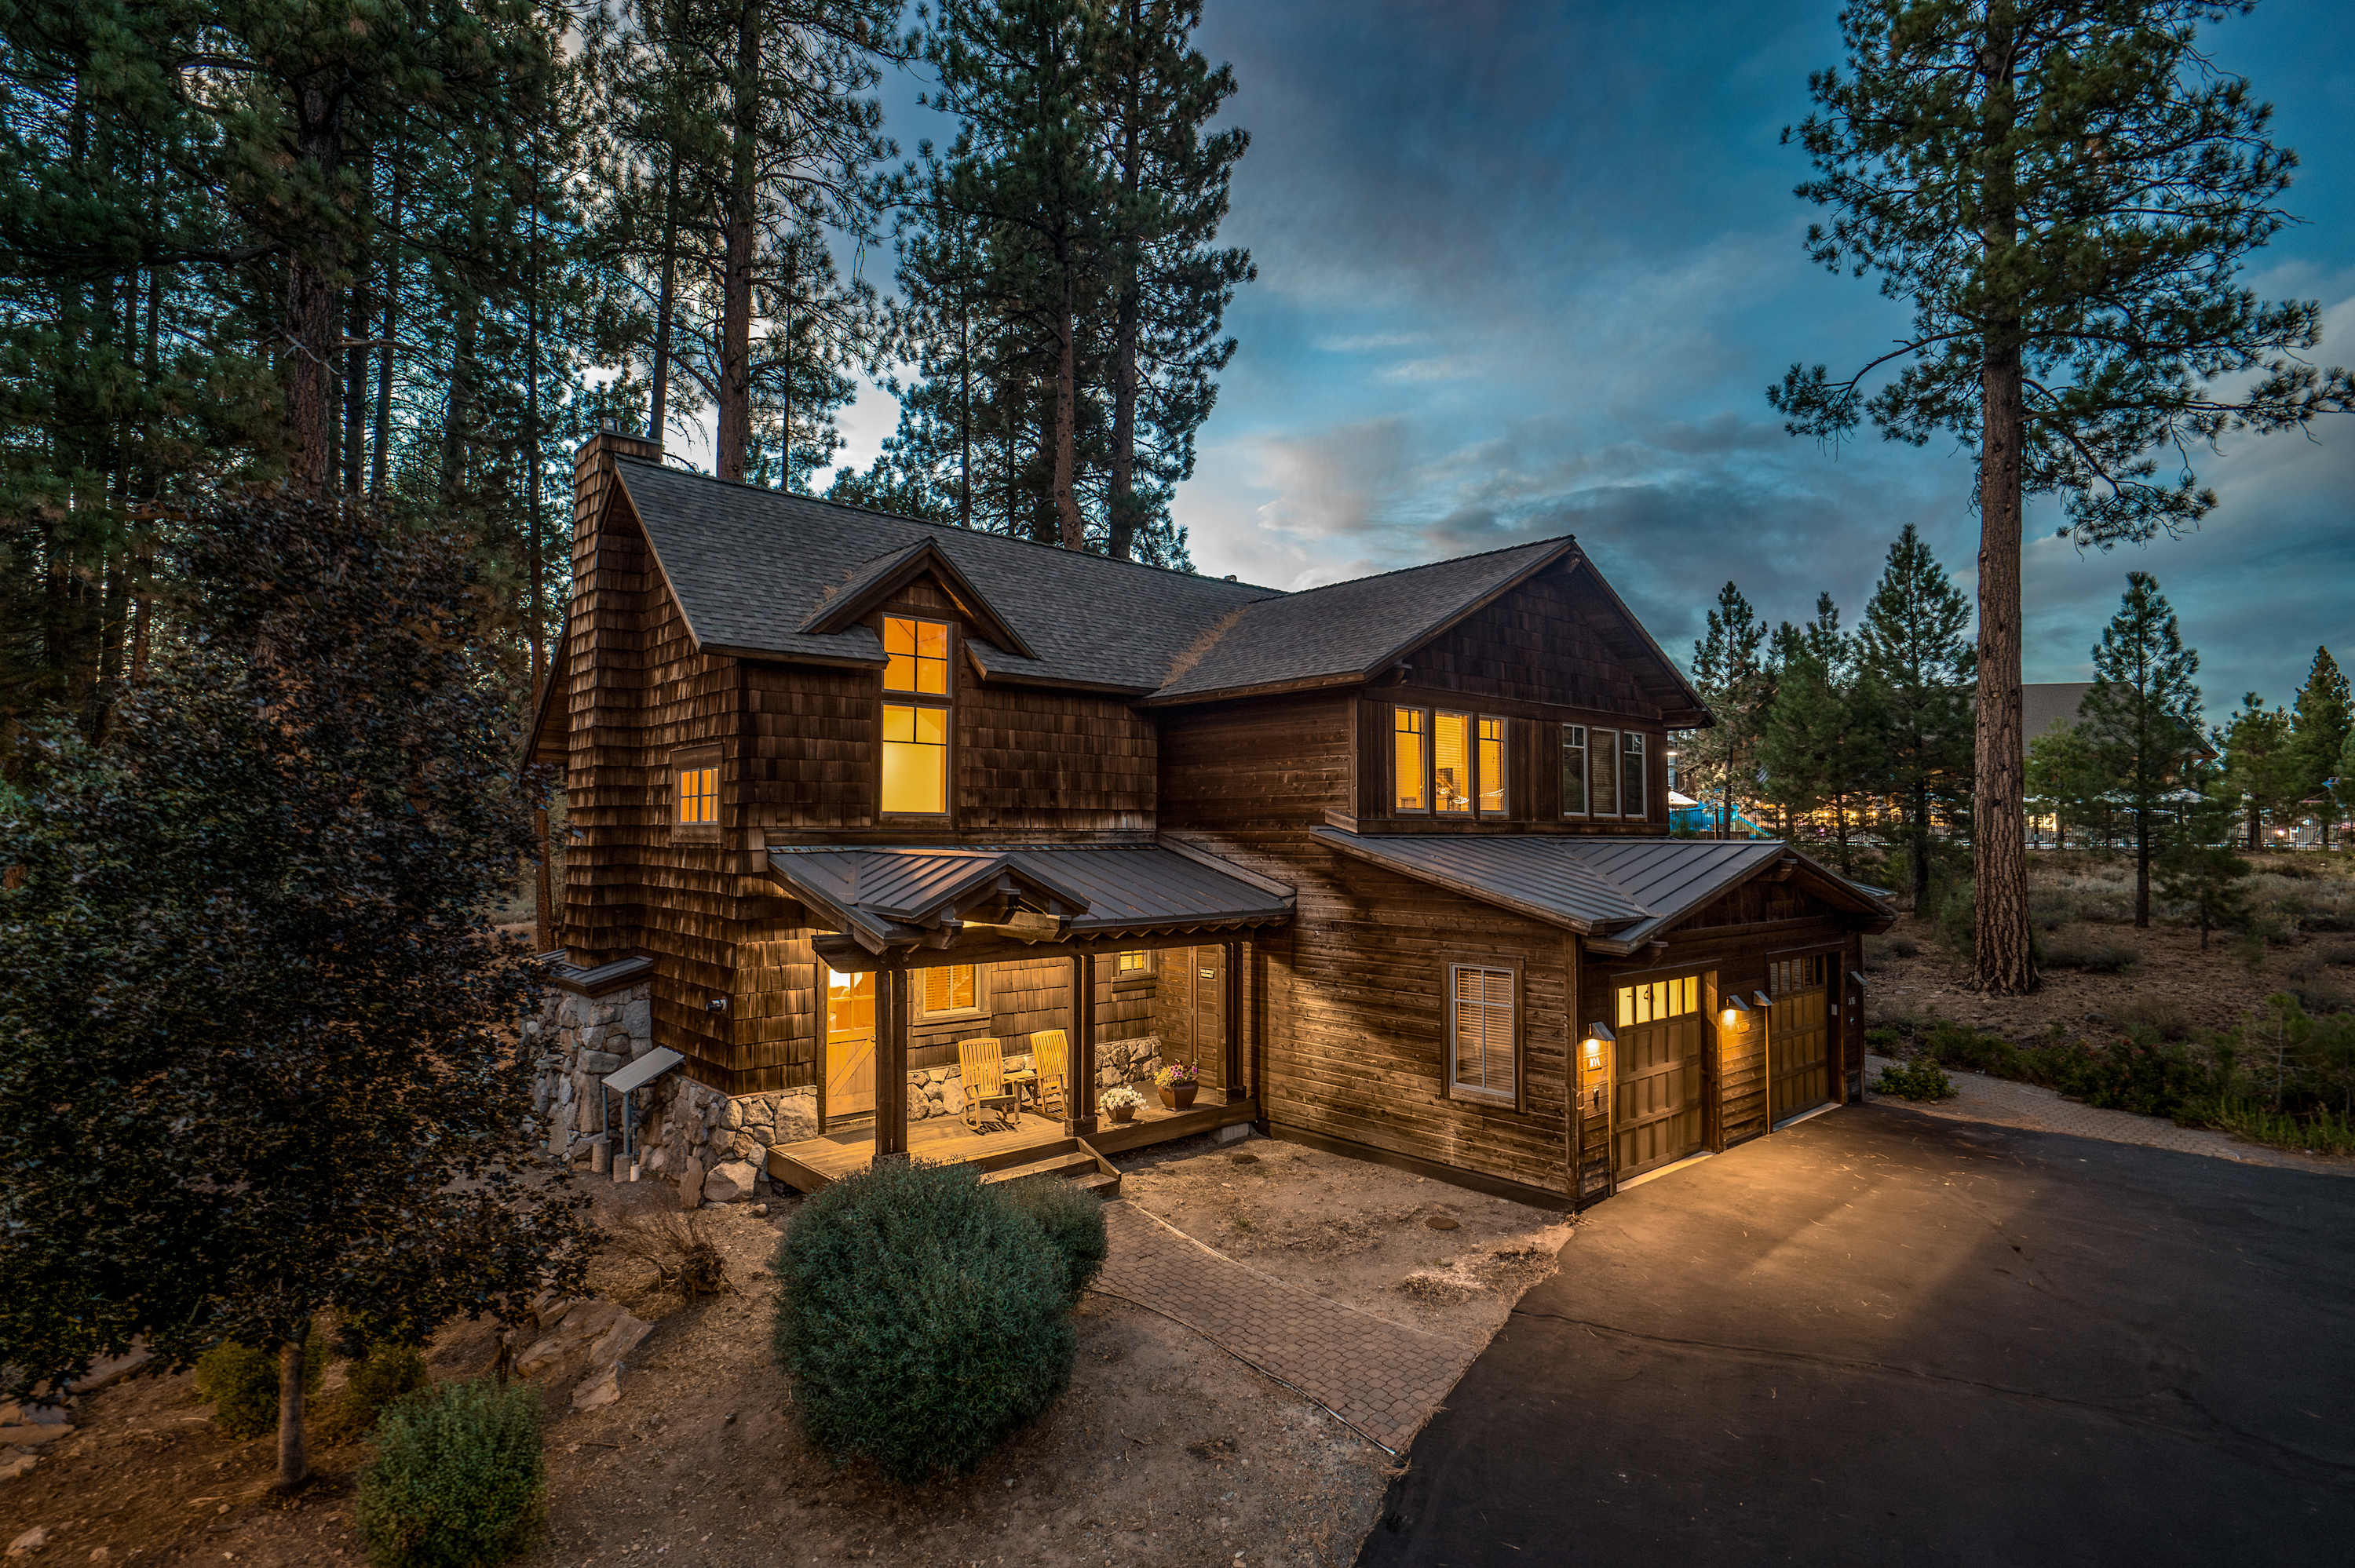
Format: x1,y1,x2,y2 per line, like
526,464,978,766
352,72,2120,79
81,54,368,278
649,148,681,444
1051,269,1083,549
1970,3,2035,993
1107,9,1144,562
370,159,402,502
713,0,761,483
275,1339,307,1491
284,75,345,490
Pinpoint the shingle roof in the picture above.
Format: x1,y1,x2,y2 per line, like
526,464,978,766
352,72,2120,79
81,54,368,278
765,841,1294,955
613,457,1703,716
1310,831,1891,954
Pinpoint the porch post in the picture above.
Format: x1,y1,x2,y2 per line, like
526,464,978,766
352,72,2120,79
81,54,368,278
874,965,908,1158
1223,937,1247,1103
1065,951,1098,1136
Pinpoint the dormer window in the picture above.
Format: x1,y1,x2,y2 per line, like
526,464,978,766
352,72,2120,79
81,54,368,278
880,615,953,819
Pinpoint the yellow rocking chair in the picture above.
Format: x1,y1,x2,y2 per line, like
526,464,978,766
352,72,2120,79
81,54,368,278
958,1037,1022,1133
1028,1028,1071,1120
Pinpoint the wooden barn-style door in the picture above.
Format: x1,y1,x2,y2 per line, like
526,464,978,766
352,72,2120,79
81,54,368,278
1613,974,1706,1178
1174,946,1225,1087
823,967,877,1122
1768,952,1833,1125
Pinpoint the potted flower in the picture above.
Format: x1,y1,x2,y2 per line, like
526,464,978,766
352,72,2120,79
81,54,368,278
1153,1061,1199,1110
1101,1084,1144,1125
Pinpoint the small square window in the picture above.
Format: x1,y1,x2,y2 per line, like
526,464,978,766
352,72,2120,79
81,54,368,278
674,763,718,826
1117,950,1152,976
884,615,951,695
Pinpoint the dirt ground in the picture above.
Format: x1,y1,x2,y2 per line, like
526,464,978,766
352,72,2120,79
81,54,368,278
1,1133,1567,1568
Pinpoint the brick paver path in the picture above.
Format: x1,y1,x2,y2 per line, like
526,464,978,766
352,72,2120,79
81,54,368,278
1866,1054,2351,1175
1090,1201,1474,1454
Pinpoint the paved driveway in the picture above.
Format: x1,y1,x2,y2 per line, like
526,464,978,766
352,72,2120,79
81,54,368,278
1357,1104,2355,1567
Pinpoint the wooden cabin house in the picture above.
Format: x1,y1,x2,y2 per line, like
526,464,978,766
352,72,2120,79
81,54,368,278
526,429,1893,1210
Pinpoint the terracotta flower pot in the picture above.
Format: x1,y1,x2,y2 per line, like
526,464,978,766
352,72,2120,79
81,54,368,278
1159,1084,1197,1110
1108,1103,1137,1125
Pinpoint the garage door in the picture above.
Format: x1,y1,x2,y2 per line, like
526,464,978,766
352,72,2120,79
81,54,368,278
1768,953,1832,1125
1614,974,1706,1178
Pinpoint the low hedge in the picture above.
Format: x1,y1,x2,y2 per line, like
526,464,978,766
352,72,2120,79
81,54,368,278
772,1157,1080,1482
354,1378,546,1568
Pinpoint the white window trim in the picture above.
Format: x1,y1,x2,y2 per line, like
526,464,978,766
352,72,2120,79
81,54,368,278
913,963,991,1023
1448,961,1518,1107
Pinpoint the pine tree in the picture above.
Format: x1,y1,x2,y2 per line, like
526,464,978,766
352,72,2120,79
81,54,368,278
2025,718,2105,850
2217,691,2298,851
1771,0,2353,993
2288,647,2351,852
2156,791,2249,949
1761,593,1866,869
1685,582,1768,839
1853,524,1975,913
2081,571,2203,927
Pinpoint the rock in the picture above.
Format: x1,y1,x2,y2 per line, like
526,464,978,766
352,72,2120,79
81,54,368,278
516,1300,623,1377
586,1311,652,1368
588,1136,612,1176
938,1077,965,1117
703,1160,758,1204
570,1366,620,1413
0,1402,64,1427
0,1428,72,1449
5,1526,46,1558
0,1454,34,1484
726,1130,763,1163
675,1158,704,1209
623,998,652,1041
721,1099,746,1132
750,1202,770,1219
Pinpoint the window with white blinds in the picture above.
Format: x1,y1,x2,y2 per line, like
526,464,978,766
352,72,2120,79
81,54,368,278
1450,964,1517,1104
915,964,987,1019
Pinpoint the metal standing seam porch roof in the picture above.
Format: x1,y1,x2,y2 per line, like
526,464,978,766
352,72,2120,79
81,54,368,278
765,841,1295,956
1311,831,1893,956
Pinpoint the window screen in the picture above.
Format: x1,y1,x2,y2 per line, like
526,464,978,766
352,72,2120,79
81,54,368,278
1561,724,1587,815
1590,729,1619,816
1451,965,1516,1103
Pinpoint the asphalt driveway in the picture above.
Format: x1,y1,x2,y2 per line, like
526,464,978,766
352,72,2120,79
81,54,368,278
1358,1104,2355,1567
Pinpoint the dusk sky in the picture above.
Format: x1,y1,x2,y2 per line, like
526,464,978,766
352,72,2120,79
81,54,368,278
820,0,2355,721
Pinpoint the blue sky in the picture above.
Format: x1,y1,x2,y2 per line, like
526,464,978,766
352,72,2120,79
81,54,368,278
822,0,2355,720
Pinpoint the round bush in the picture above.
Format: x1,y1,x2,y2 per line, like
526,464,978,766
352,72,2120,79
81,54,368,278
354,1378,546,1568
998,1175,1108,1308
322,1345,432,1443
194,1329,326,1440
772,1157,1077,1482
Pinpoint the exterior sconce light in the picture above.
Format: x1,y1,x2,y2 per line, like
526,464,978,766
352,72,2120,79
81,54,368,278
1721,995,1750,1028
1583,1023,1614,1070
1752,990,1773,1011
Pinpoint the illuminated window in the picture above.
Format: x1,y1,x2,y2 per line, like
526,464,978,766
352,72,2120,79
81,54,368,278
917,963,986,1019
1561,724,1587,816
1393,707,1429,811
1450,963,1516,1103
1477,717,1507,815
1434,711,1473,814
1590,729,1619,816
1621,733,1647,819
884,615,951,695
1614,975,1700,1028
1117,950,1152,975
674,762,718,825
881,702,948,815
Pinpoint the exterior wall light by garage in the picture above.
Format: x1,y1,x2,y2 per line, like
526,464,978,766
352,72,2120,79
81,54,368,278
1583,1023,1614,1070
1721,994,1750,1028
1752,990,1773,1010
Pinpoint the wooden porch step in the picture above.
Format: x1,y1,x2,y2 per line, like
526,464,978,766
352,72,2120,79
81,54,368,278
979,1146,1122,1198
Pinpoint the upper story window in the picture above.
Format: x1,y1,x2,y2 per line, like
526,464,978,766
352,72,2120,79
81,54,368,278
1589,729,1620,816
1395,705,1509,818
1561,725,1586,816
880,615,952,817
1566,727,1651,820
670,746,721,839
1621,733,1647,819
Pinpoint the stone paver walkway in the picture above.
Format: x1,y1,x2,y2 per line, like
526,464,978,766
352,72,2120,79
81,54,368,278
1090,1200,1475,1454
1865,1054,2351,1174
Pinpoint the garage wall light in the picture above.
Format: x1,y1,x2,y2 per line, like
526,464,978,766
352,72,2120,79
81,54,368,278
1582,1023,1614,1070
1720,994,1750,1028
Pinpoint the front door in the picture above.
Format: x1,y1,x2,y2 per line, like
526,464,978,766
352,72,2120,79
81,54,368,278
1769,953,1832,1125
1174,946,1225,1087
823,967,876,1121
1613,974,1706,1178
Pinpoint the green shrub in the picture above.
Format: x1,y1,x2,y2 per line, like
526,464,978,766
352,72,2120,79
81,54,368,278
321,1346,432,1444
1922,1020,2022,1078
1864,1024,1908,1052
2180,1098,2355,1156
998,1176,1109,1307
1873,1059,1958,1101
195,1329,326,1440
354,1378,546,1568
1934,884,1975,959
1884,934,1921,960
2041,928,2138,973
772,1158,1077,1482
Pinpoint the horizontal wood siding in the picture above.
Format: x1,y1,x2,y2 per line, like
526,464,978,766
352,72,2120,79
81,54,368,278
1179,830,1575,1198
1158,692,1353,830
1410,565,1659,719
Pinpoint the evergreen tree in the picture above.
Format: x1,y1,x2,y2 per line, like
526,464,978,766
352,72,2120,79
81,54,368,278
2025,717,2105,850
2288,647,2351,852
2081,571,2203,927
0,491,590,1491
1853,523,1975,912
2216,691,2298,851
1685,582,1769,839
1771,0,2353,993
2156,790,2249,949
1761,593,1866,869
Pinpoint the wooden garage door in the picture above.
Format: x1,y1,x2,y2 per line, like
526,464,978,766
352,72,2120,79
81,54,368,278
1614,975,1706,1178
1769,953,1832,1125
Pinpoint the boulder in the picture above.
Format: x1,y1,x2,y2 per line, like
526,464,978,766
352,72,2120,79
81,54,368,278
0,1426,72,1448
623,997,652,1040
8,1526,49,1558
938,1076,965,1116
578,1049,623,1076
587,1311,652,1368
570,1366,620,1412
675,1157,705,1209
0,1455,34,1485
703,1160,758,1204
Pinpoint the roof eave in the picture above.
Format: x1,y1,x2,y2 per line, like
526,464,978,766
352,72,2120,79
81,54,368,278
1310,828,1601,935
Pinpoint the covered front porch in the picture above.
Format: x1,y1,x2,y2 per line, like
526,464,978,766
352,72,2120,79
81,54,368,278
758,841,1292,1193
